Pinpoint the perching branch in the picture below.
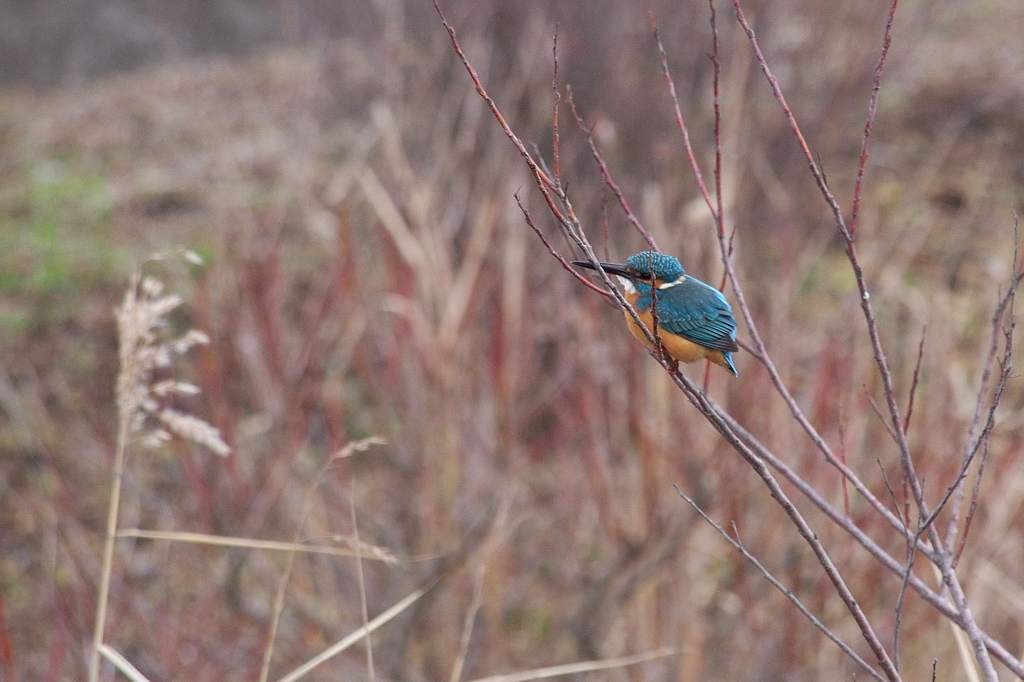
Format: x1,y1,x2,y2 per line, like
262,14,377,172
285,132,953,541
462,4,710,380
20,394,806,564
674,485,886,682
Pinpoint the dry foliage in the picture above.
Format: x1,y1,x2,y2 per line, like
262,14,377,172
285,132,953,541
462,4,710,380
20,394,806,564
1,1,1023,680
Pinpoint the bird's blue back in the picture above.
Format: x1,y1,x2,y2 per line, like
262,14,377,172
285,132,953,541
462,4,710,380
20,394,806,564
634,276,738,352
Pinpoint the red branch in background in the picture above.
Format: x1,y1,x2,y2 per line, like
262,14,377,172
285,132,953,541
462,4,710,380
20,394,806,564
850,0,900,240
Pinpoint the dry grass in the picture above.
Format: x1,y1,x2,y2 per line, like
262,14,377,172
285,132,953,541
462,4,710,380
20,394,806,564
2,1,1024,680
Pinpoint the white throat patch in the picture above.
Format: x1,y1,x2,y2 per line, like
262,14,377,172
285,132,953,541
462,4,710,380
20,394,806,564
617,275,637,294
658,275,687,290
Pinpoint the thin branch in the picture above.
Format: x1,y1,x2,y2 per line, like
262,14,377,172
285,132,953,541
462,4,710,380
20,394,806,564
465,648,676,682
877,446,916,672
514,193,611,300
866,391,902,444
921,281,1017,544
955,415,997,568
719,407,1023,677
708,0,725,239
565,88,658,249
877,447,915,671
650,12,717,221
674,485,886,681
433,0,556,191
350,480,375,682
903,325,926,434
656,371,900,680
850,0,900,239
704,0,727,393
88,405,130,682
946,216,1024,549
276,580,439,682
893,533,921,674
116,529,397,562
97,645,151,682
679,0,924,559
551,24,562,188
731,2,997,676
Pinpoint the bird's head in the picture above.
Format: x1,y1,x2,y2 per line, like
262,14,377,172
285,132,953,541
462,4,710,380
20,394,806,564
573,250,686,290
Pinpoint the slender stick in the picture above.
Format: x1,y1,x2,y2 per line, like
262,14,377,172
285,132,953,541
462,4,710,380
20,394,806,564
513,193,612,300
657,0,917,554
651,13,716,221
850,0,900,240
350,479,375,682
719,407,1023,676
707,0,725,239
674,485,886,681
731,3,999,677
551,24,562,189
947,219,1023,549
666,373,900,680
903,325,927,434
88,414,130,682
565,88,659,249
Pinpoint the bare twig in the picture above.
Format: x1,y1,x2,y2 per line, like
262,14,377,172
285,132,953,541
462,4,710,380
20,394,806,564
659,1,922,565
708,0,725,239
731,2,997,675
955,407,998,568
850,0,900,240
88,390,130,682
513,193,612,300
350,479,375,682
276,580,439,682
674,374,899,679
117,529,396,562
903,325,927,434
674,485,886,681
97,645,150,682
876,457,911,672
718,408,1024,676
450,493,513,682
565,88,658,249
434,0,555,192
867,391,902,444
651,13,716,221
651,0,923,558
551,24,562,188
465,648,676,682
947,216,1023,551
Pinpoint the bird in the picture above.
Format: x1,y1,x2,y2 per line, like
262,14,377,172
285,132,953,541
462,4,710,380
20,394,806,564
573,250,740,376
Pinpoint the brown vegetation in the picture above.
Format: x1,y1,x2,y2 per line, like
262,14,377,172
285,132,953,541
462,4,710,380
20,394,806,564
2,1,1023,680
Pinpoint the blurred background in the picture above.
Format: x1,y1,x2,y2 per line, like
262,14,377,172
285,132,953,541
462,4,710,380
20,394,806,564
2,0,1023,679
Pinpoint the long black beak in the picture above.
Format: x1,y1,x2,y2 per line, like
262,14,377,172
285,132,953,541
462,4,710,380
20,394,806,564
572,260,634,279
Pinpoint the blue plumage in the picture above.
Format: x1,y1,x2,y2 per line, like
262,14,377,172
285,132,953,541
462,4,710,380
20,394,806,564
627,251,739,374
634,277,739,353
571,250,741,376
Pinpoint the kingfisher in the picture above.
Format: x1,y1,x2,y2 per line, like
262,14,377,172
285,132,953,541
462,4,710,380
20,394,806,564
573,250,740,376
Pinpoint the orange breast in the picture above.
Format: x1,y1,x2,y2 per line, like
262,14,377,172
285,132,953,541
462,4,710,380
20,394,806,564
622,294,731,370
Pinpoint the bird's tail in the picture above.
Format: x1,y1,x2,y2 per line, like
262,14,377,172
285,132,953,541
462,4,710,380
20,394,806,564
722,352,739,377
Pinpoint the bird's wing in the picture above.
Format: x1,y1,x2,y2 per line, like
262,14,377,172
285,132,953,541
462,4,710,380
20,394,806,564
654,277,739,353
